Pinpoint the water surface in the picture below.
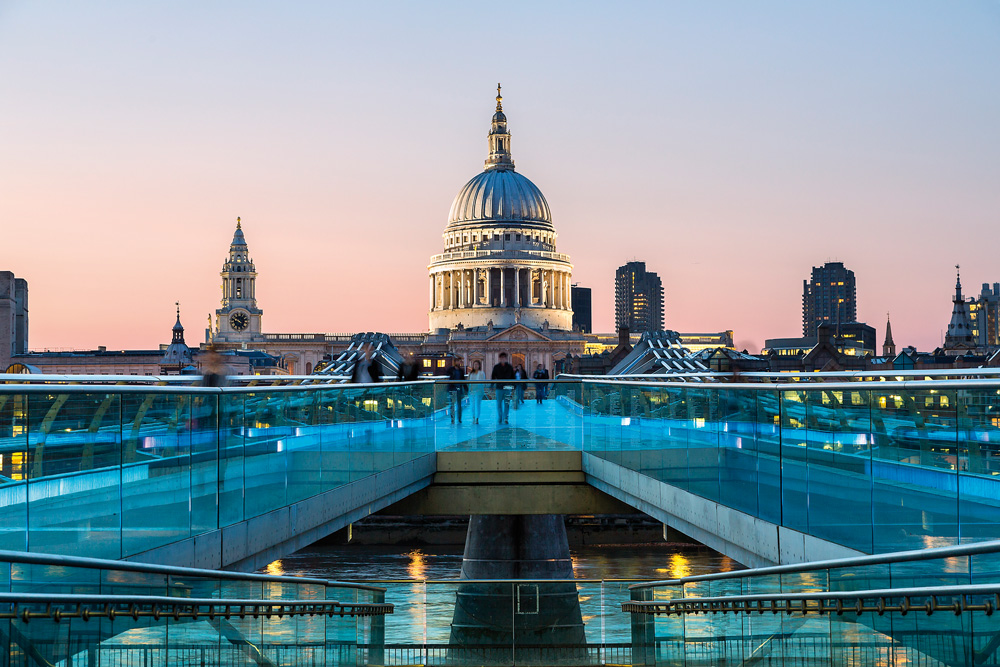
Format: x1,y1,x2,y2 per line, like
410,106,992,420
263,542,743,645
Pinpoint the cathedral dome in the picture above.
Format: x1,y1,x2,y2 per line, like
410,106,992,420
447,169,552,227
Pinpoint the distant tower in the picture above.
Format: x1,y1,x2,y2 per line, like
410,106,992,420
944,265,975,352
160,304,193,374
802,262,856,336
882,313,896,357
214,218,264,343
571,284,592,333
0,272,28,371
615,261,664,333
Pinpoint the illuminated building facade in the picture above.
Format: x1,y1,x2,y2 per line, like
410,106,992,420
802,262,856,336
970,283,1000,350
427,86,575,333
615,261,663,333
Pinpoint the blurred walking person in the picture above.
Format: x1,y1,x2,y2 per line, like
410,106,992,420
491,352,515,425
446,357,465,424
533,363,550,404
513,364,526,408
468,359,486,424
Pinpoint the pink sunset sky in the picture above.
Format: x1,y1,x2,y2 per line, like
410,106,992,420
1,2,998,353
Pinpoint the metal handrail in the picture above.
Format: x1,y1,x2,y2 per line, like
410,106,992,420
5,376,1000,393
581,377,1000,391
566,368,1000,380
629,539,1000,591
0,594,394,619
623,583,1000,617
0,550,386,593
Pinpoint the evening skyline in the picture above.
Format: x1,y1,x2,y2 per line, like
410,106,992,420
2,2,998,352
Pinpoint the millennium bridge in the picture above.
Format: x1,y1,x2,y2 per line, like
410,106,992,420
2,370,1000,665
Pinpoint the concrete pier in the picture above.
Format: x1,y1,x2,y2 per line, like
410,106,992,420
449,515,588,665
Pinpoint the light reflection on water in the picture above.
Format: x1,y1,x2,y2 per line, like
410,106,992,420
263,543,742,644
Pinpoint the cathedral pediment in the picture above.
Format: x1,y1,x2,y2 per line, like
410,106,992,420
486,324,553,343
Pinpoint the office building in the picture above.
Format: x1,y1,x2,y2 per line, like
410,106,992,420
615,261,663,333
802,262,857,336
571,285,592,333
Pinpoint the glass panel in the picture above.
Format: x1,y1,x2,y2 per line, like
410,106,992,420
219,392,245,527
243,391,288,518
804,388,873,551
780,389,810,533
958,387,1000,545
685,388,720,503
755,389,782,524
121,392,190,556
717,388,758,516
0,391,27,551
27,392,122,558
190,392,219,535
871,388,959,552
284,389,322,505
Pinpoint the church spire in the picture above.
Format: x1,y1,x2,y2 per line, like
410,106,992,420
172,302,185,344
882,313,895,357
485,83,514,172
945,264,975,350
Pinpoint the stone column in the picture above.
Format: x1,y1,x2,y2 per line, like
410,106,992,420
487,268,493,306
514,267,520,308
429,274,434,311
567,276,573,310
500,267,506,307
458,269,464,309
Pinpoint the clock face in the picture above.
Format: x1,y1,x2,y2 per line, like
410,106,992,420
229,312,249,332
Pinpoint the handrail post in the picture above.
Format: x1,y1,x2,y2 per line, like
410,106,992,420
369,590,386,667
629,587,655,666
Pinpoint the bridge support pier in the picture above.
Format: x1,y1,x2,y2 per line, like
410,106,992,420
448,515,588,664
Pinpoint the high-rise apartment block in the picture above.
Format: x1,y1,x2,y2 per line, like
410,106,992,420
571,284,592,333
615,261,664,333
970,283,1000,349
802,262,856,336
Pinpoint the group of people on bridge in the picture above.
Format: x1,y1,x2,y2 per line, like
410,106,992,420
446,352,550,425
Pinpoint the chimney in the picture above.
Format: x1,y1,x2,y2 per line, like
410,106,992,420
618,326,630,348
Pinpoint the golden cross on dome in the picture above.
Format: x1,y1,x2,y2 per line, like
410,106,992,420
237,216,241,229
496,83,502,112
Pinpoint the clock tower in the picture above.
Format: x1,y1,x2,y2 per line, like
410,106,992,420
214,217,264,343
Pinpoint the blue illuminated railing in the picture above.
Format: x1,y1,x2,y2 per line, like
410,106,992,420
625,539,1000,667
582,379,1000,554
2,376,1000,562
0,382,437,559
0,549,390,666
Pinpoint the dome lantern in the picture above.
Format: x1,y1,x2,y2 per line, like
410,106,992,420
485,83,514,172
